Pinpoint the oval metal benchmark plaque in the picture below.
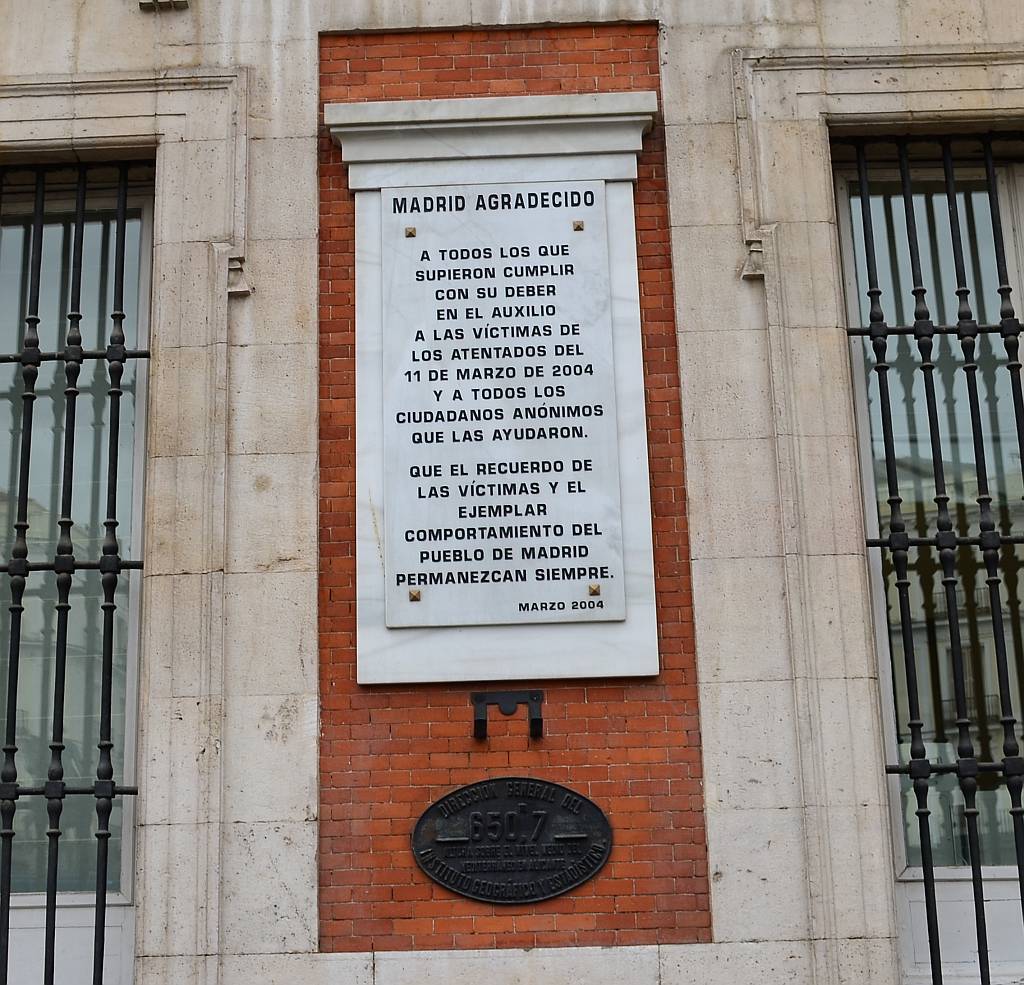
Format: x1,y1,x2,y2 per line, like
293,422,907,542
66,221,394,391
412,776,612,904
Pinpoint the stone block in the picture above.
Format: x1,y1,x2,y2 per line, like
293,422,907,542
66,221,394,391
700,680,803,810
135,955,218,985
777,432,863,557
247,40,319,139
154,138,236,246
227,343,317,456
666,123,742,228
705,805,811,942
660,940,813,985
816,0,902,46
373,944,659,985
691,556,793,683
222,693,318,823
224,452,317,573
0,0,75,76
137,694,222,826
221,953,372,985
802,804,898,940
141,572,211,700
800,676,890,809
229,237,317,347
897,0,988,46
151,242,215,350
824,936,901,985
223,570,318,696
136,821,221,957
148,345,218,458
670,224,768,334
146,454,222,576
74,5,159,72
780,325,858,440
220,820,318,954
755,120,835,225
660,25,749,125
246,137,318,242
785,553,878,683
678,329,774,441
686,436,784,559
769,221,844,330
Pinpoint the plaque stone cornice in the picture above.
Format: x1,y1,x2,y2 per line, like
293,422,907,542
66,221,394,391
326,91,659,189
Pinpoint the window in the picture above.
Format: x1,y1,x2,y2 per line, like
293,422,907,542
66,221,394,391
0,162,151,983
836,135,1024,981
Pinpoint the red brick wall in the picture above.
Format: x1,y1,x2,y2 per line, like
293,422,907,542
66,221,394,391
318,23,710,952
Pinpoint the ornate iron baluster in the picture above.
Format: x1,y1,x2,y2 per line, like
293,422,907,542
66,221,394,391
92,164,129,985
894,137,946,983
43,165,88,985
942,137,1002,985
0,169,45,985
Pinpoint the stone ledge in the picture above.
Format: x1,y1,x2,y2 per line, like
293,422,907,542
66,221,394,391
327,91,659,175
327,90,657,127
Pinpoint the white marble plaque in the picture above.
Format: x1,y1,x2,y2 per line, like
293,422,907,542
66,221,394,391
381,180,626,627
333,92,660,681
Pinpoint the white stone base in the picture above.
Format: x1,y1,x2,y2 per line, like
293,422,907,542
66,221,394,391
212,940,886,985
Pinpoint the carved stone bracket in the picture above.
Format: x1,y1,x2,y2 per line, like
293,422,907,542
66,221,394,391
227,254,251,297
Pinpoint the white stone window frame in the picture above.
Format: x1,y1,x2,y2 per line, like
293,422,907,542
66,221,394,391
327,92,662,684
0,68,249,985
733,44,1024,985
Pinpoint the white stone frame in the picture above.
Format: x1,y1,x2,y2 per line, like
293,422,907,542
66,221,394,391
0,67,258,985
728,44,1024,985
327,92,661,684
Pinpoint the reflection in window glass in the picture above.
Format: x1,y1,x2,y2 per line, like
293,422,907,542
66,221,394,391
849,180,1024,867
0,206,144,893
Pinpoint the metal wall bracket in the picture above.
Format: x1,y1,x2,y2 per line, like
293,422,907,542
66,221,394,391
471,690,543,740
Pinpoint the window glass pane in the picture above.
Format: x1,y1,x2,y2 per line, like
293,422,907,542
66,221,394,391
849,178,1024,866
0,204,143,893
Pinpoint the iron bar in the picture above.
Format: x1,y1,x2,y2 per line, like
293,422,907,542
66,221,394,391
43,164,87,985
896,137,946,979
92,163,129,985
939,136,993,985
0,349,151,364
848,324,1013,337
0,168,45,985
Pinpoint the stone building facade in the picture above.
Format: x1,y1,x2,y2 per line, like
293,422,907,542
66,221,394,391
2,2,1024,984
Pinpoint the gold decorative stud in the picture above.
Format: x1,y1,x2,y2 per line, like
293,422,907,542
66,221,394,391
572,220,584,231
588,583,601,597
409,589,421,602
405,227,417,238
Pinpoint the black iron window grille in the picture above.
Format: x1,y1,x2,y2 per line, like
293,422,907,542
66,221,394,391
835,134,1024,984
0,162,152,985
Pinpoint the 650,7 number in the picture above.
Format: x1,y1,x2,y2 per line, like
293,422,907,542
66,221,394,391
469,807,547,842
